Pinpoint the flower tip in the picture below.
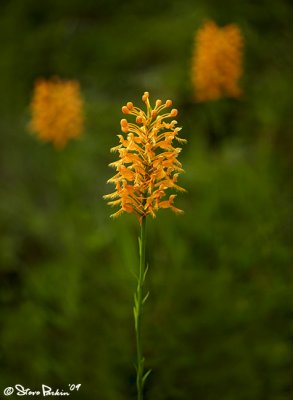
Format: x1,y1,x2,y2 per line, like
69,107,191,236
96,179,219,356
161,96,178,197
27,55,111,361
120,119,129,132
142,91,149,102
170,108,178,117
151,110,157,118
165,99,172,107
136,115,143,124
120,118,128,127
127,102,133,110
155,99,162,107
122,106,130,114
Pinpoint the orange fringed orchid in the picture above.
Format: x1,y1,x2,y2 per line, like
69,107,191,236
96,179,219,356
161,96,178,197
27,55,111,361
29,77,84,148
104,92,186,222
192,20,243,102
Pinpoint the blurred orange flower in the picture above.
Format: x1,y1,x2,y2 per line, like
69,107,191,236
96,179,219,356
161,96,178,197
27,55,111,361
192,20,243,102
104,92,186,222
29,78,84,148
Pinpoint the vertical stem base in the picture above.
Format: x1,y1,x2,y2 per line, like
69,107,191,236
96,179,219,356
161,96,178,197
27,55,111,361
133,216,148,400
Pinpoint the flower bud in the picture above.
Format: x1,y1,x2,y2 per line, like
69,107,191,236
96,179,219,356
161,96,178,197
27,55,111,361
120,119,129,133
165,100,172,107
170,108,178,117
120,118,128,127
142,91,149,102
155,99,162,107
122,106,130,114
127,102,133,110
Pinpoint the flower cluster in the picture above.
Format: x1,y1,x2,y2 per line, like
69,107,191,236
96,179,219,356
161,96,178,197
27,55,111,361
192,20,243,102
29,77,84,148
104,92,186,221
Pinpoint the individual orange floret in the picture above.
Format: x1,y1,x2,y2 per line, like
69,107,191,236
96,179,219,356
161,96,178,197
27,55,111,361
29,77,84,148
192,20,243,101
122,106,130,114
104,93,186,222
120,118,129,133
142,91,149,102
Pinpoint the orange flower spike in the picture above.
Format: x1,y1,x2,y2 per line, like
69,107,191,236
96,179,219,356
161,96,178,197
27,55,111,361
29,77,84,148
192,20,243,101
104,92,186,221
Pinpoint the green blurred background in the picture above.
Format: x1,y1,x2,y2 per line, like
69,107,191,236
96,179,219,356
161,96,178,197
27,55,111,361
0,0,292,399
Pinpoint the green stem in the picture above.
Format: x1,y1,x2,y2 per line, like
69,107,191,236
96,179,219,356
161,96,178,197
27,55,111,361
134,216,149,400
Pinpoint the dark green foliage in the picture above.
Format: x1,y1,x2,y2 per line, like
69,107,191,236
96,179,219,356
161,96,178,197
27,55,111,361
0,0,292,399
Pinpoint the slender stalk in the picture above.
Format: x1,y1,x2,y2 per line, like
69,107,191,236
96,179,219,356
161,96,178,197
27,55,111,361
134,216,149,400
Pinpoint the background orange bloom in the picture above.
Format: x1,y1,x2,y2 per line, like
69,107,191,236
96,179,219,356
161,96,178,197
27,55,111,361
30,78,84,148
192,20,243,101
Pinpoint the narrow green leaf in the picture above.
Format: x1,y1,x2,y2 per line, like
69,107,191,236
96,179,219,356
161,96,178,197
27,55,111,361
134,292,138,308
143,291,149,304
143,263,149,282
142,369,152,386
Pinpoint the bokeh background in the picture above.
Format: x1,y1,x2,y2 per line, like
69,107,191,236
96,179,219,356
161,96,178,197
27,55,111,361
0,0,292,399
